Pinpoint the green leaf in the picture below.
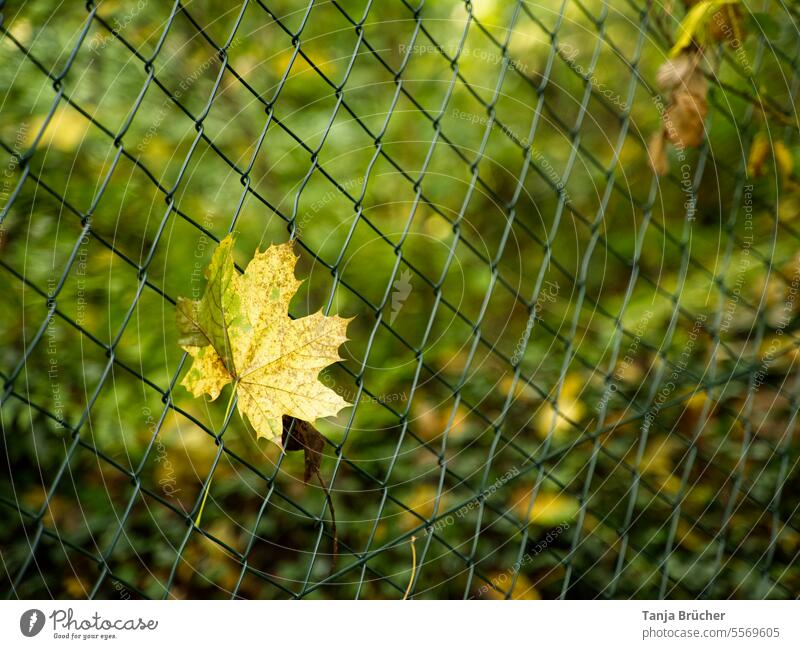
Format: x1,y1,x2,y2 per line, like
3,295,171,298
747,12,782,42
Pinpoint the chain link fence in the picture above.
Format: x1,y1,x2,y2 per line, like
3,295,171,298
1,0,799,599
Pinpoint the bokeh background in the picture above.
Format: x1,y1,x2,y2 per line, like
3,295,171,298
1,0,799,599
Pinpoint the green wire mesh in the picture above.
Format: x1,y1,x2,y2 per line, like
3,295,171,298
1,0,799,599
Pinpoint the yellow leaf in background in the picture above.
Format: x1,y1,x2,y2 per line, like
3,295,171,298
514,488,579,526
422,214,453,240
535,373,586,439
177,234,352,446
774,141,794,181
5,19,32,49
669,0,740,58
778,192,800,223
685,392,707,413
640,436,682,473
759,335,792,360
400,484,446,532
500,375,538,403
676,518,707,552
26,108,91,153
456,0,501,23
748,134,793,181
779,528,800,554
271,49,332,78
747,132,770,177
410,398,440,440
410,398,471,441
64,576,90,599
270,50,297,77
407,484,439,518
640,437,683,496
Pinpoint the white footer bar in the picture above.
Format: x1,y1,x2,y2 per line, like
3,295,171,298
1,600,797,648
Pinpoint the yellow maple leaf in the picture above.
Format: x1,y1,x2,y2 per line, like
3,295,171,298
177,234,352,445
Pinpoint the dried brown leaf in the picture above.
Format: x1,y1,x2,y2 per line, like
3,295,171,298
665,89,708,148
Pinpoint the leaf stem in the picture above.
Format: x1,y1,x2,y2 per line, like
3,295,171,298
223,380,239,421
312,465,338,570
403,535,418,600
194,381,238,529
